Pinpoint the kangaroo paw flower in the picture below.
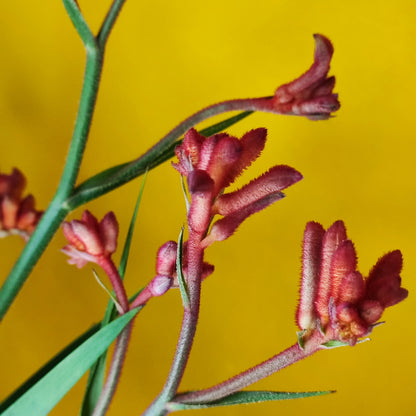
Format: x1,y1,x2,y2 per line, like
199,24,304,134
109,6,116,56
173,128,302,246
0,168,43,240
61,210,119,268
296,220,408,346
272,34,340,119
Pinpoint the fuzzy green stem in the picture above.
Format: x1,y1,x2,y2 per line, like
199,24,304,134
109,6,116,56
0,0,128,322
92,322,133,416
65,101,266,208
173,330,325,405
142,232,204,416
97,0,127,48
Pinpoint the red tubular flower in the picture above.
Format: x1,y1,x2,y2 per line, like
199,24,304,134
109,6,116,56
255,34,340,120
173,128,303,246
61,210,119,268
0,168,43,240
297,220,408,346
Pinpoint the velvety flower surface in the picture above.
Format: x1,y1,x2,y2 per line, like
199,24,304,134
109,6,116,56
297,220,408,345
62,210,119,268
270,34,340,120
0,168,42,240
173,128,302,246
152,240,215,291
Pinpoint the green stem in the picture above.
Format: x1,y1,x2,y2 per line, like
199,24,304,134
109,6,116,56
172,330,326,405
142,232,204,416
92,322,133,416
0,1,127,321
97,0,128,48
66,106,258,209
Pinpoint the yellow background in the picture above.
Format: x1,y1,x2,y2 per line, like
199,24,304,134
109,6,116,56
1,1,415,415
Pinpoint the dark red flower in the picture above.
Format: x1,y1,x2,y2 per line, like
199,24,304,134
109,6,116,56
173,128,302,245
297,221,408,345
267,34,340,120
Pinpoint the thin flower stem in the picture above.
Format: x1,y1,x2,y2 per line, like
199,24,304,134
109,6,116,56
92,322,133,416
98,257,130,313
0,1,127,321
142,232,204,416
130,287,153,309
97,0,128,48
173,331,325,405
65,98,270,209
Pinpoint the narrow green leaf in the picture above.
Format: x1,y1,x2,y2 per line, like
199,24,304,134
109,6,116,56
2,308,139,416
68,112,252,209
176,226,190,308
168,390,334,410
296,330,307,350
0,324,99,413
199,111,253,137
180,175,190,212
91,269,123,314
118,171,148,279
80,176,147,415
321,337,370,349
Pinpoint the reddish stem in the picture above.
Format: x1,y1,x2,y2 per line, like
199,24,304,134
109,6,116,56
97,256,129,313
173,330,326,405
92,322,133,416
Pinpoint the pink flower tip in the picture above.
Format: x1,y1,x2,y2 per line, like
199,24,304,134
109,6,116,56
62,210,119,267
148,275,173,296
272,34,340,120
296,220,408,346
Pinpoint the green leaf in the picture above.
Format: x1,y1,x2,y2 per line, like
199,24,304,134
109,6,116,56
118,171,148,279
176,226,190,309
296,330,307,350
80,176,147,415
167,390,334,411
0,324,99,413
199,111,253,137
67,111,252,210
1,308,139,416
321,337,370,349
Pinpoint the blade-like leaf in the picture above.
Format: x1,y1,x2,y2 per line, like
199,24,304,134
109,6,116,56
167,390,334,410
0,324,99,413
68,112,252,210
2,308,140,416
80,176,147,415
118,171,148,279
199,111,253,137
176,226,190,309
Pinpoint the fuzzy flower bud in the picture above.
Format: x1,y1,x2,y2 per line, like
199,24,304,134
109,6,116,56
61,210,119,268
272,34,340,120
156,240,178,276
148,275,173,296
0,168,42,240
174,128,302,244
296,220,408,346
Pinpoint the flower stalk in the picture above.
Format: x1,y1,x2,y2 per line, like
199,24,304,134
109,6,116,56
173,331,326,405
0,0,128,321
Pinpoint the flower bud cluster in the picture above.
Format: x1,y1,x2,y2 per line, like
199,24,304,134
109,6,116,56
0,168,42,240
62,210,118,268
253,34,340,120
173,128,303,247
273,34,340,119
297,220,408,346
148,240,215,296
